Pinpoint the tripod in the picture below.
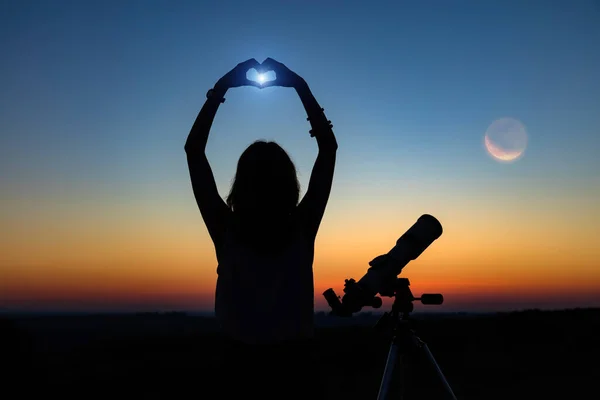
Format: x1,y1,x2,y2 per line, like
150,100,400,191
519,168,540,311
374,278,457,400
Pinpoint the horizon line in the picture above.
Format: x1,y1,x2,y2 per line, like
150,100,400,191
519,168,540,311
3,306,599,317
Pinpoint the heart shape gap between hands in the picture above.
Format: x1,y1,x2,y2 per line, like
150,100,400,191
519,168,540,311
246,68,277,86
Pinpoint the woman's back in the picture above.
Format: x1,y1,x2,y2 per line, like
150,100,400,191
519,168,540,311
215,213,316,344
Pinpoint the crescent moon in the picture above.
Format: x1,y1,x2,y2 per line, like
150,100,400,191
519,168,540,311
484,134,524,162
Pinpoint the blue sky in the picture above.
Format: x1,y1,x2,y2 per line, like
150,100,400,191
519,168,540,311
2,1,599,192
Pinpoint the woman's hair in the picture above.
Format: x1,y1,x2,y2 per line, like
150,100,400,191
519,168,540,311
226,140,300,217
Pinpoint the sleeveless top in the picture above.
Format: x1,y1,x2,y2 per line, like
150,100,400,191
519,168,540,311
214,215,316,344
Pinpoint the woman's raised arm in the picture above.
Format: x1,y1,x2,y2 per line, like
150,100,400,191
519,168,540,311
184,59,262,250
261,58,338,241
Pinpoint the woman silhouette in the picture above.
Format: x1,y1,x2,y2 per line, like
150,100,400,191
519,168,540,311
185,58,337,398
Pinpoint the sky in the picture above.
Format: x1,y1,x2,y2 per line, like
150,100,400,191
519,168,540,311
1,0,599,313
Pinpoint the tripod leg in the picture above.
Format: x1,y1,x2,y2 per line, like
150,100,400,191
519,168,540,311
417,339,458,400
377,342,403,400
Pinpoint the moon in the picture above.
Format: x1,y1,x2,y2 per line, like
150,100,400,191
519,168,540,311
484,117,528,163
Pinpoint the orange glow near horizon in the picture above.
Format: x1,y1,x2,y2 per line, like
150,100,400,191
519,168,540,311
2,185,599,313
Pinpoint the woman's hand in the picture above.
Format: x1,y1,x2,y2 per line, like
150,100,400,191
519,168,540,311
215,58,263,90
260,58,306,89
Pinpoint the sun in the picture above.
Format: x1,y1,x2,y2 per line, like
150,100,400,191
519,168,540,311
257,74,266,83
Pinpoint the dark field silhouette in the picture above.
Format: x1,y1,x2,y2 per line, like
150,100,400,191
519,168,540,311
2,308,599,399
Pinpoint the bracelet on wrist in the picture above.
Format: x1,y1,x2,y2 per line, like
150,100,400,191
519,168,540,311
307,107,333,137
309,121,334,138
206,88,226,103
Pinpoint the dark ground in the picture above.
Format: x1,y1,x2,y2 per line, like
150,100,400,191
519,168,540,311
2,308,599,399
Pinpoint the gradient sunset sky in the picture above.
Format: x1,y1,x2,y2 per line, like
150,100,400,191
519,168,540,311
1,1,599,313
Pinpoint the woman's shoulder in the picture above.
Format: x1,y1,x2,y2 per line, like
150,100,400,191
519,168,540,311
291,206,319,244
217,211,314,257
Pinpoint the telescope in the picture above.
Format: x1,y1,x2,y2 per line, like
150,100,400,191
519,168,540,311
323,214,444,317
322,214,458,399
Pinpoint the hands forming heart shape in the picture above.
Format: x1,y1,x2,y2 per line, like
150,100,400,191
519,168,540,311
216,58,305,91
